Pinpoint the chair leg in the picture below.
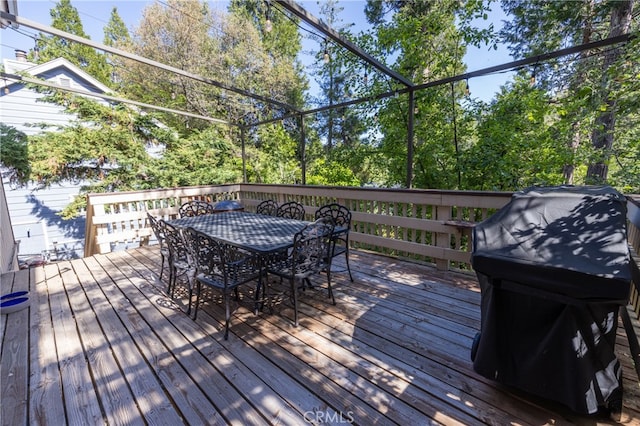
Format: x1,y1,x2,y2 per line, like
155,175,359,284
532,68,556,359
159,254,165,281
253,275,264,315
345,248,354,282
168,266,175,296
186,281,193,315
170,269,177,298
193,282,201,320
326,269,335,305
291,278,299,326
223,292,231,340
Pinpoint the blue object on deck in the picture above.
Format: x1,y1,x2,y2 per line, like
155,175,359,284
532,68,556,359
0,296,30,314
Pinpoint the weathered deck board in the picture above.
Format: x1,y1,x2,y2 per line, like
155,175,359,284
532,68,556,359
0,268,30,426
1,246,639,425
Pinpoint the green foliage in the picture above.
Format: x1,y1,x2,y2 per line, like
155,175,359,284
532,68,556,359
306,158,360,186
11,0,639,222
0,124,29,182
462,76,567,190
26,91,176,216
359,0,487,189
115,0,306,135
34,0,111,85
499,0,638,188
157,126,241,187
103,7,131,47
248,124,301,184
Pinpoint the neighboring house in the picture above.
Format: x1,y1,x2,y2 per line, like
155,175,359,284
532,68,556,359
1,50,111,262
1,49,111,135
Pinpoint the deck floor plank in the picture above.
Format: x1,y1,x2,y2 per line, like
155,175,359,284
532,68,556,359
73,255,185,425
0,268,31,426
121,248,334,425
285,293,554,425
29,265,66,426
253,267,562,425
86,254,224,425
104,249,294,424
45,261,104,425
2,246,639,425
62,258,150,426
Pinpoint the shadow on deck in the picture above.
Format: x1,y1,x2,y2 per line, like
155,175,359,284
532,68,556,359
1,246,639,425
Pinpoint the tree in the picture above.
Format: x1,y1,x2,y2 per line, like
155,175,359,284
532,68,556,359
118,0,305,134
0,124,29,184
463,75,567,190
585,0,634,183
33,0,110,85
103,7,131,91
363,0,480,189
25,90,177,217
311,0,355,152
103,7,131,48
500,0,637,185
228,0,310,182
249,123,301,184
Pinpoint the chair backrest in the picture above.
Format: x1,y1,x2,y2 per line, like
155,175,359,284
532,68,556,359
289,218,334,277
183,227,259,286
314,203,351,228
277,201,305,220
162,220,189,263
179,200,215,218
256,199,278,216
147,212,166,246
182,227,220,276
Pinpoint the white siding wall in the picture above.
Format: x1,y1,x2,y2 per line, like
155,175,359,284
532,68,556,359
1,57,109,261
1,66,108,136
3,179,85,261
0,178,19,272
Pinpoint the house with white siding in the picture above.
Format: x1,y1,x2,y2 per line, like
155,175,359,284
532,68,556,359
1,50,111,263
1,49,110,135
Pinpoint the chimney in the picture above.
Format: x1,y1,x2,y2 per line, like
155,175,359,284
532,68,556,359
15,49,27,62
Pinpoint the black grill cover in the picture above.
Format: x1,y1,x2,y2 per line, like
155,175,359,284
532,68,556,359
471,185,631,415
472,185,631,301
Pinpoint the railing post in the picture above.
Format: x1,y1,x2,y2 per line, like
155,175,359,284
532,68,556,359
435,204,451,270
83,195,95,257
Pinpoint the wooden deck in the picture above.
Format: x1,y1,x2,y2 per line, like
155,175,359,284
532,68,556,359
1,246,639,425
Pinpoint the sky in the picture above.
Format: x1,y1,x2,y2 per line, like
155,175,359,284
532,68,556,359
0,0,515,102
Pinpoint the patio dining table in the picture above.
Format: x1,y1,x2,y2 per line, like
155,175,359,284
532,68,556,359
167,211,313,314
168,211,309,254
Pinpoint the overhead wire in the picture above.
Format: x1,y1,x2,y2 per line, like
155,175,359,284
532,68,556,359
3,2,635,127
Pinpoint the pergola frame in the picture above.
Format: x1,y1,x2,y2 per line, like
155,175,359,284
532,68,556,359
0,5,634,187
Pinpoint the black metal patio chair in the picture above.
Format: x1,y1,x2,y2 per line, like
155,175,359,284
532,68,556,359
182,227,263,340
266,218,335,326
161,220,195,312
147,212,169,281
256,199,278,216
315,203,354,282
178,200,215,218
276,201,305,221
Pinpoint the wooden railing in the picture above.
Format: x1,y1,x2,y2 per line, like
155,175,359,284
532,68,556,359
82,185,640,378
625,198,640,311
84,184,243,257
84,184,511,271
622,196,640,379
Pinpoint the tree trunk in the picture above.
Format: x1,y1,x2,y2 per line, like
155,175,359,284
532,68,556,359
563,123,582,184
563,0,593,185
586,0,634,184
